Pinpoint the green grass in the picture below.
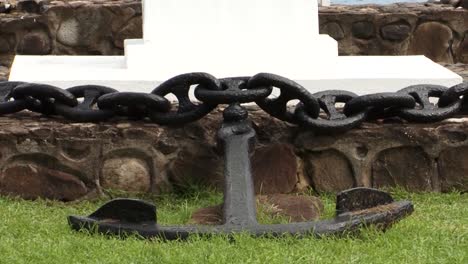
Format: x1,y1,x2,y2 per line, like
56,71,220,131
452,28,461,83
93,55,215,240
0,189,466,264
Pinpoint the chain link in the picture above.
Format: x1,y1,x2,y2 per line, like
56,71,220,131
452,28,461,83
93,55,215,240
248,73,320,124
195,77,272,104
0,81,28,115
54,85,118,122
295,90,368,132
0,74,466,133
150,73,221,125
397,85,463,122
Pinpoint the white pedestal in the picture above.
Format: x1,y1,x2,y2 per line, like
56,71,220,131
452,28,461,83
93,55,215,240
9,0,463,95
128,0,339,78
142,0,321,41
9,55,462,96
124,35,338,79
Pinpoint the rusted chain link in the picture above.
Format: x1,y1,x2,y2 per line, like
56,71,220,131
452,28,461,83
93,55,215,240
0,73,467,132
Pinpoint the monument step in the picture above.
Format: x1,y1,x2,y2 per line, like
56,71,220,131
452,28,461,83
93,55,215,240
9,55,462,95
7,0,464,94
123,35,339,77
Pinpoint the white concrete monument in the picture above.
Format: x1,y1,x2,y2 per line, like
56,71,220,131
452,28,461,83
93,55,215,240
9,0,462,95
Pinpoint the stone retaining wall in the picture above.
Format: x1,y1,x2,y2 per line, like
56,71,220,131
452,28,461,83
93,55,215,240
0,111,466,202
0,0,142,71
0,1,467,200
320,4,468,63
0,1,466,72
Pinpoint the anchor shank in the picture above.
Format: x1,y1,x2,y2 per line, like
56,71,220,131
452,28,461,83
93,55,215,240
218,119,257,227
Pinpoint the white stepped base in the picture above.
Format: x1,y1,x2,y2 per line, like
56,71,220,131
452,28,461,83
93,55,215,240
9,55,463,96
124,35,339,79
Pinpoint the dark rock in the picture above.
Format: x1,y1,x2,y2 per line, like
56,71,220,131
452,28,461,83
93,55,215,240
438,147,468,192
16,0,43,13
57,6,113,48
440,129,467,143
0,66,9,81
252,143,298,194
155,137,179,155
442,63,468,81
448,0,461,7
17,32,51,55
408,22,453,63
352,21,375,40
114,17,142,49
0,163,88,201
168,142,224,189
461,0,468,9
258,194,323,222
372,147,433,191
190,194,323,225
380,23,411,41
439,0,452,4
0,36,12,54
304,149,355,193
0,2,12,13
190,205,223,225
59,140,92,160
320,22,345,40
458,33,468,63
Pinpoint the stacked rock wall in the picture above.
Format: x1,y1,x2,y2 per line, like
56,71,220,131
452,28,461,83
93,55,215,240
0,1,466,76
0,0,142,78
0,1,466,200
319,4,468,63
0,111,466,202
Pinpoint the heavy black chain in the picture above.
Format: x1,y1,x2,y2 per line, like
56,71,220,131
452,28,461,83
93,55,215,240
1,73,467,133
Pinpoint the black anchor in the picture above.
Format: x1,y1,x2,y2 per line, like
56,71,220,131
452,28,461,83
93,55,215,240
68,97,413,240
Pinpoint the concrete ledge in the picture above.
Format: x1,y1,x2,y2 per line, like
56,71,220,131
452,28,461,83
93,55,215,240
8,54,462,94
0,110,466,201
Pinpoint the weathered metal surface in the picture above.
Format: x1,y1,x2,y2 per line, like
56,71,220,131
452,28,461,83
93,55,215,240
6,73,468,238
60,74,416,239
68,189,414,240
0,76,467,129
68,112,413,239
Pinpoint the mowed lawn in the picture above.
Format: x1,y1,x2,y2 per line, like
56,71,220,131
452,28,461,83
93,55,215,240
0,189,466,264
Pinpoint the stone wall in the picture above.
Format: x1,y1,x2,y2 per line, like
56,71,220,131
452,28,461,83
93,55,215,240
0,1,467,201
319,4,468,63
0,111,466,202
0,1,466,73
0,0,142,71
